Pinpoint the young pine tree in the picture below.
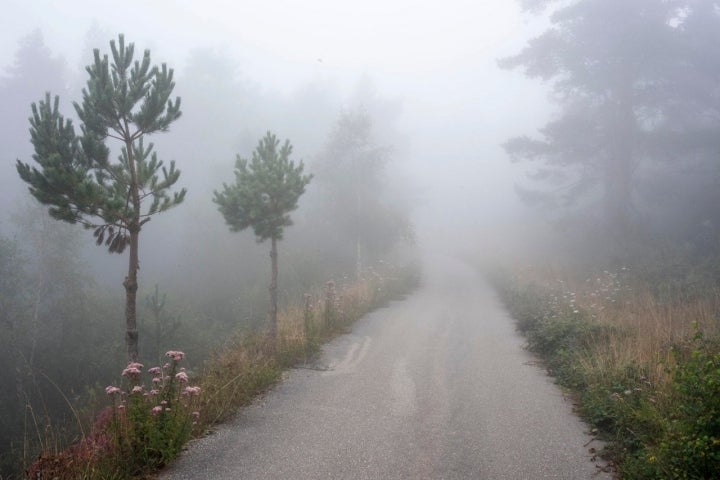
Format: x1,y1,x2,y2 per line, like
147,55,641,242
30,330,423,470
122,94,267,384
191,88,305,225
214,132,312,344
16,34,186,361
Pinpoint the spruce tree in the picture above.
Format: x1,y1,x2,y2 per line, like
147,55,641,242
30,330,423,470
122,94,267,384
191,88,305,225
16,34,186,361
214,131,312,343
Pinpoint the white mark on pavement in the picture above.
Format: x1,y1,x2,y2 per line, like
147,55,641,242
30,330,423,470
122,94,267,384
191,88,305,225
322,336,372,376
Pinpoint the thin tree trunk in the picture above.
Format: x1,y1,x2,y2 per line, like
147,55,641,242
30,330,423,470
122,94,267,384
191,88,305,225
124,228,140,361
124,135,141,362
269,236,279,345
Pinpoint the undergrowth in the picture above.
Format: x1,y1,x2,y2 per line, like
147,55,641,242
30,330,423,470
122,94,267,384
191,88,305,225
494,269,720,479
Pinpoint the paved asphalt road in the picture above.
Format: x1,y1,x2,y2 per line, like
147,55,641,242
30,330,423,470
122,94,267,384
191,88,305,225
160,256,611,479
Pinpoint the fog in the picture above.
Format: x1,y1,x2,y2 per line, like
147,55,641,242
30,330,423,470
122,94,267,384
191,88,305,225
1,0,551,269
4,0,719,336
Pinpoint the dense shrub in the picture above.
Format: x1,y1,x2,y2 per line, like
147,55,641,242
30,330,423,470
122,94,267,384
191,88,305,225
638,336,720,479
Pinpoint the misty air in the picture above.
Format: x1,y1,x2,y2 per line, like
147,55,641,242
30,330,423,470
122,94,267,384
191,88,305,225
1,1,719,479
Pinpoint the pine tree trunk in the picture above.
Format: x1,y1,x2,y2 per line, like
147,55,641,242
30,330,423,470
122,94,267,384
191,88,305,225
124,134,141,362
124,226,140,361
269,236,278,345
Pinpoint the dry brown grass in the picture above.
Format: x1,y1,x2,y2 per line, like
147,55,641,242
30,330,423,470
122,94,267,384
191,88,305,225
529,266,720,385
197,272,393,430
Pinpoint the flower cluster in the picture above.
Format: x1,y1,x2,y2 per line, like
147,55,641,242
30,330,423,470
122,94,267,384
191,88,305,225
166,350,185,361
105,350,201,424
101,350,203,470
535,268,633,321
121,362,143,378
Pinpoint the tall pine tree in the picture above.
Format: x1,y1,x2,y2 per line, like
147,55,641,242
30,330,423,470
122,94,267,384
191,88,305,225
16,34,186,361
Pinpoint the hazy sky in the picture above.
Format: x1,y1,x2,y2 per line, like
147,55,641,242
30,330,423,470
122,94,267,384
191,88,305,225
2,0,551,250
3,1,529,90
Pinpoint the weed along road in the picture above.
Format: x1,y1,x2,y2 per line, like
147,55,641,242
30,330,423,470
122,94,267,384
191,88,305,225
160,256,611,480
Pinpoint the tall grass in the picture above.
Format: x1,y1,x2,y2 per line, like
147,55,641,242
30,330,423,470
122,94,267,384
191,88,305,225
495,265,720,479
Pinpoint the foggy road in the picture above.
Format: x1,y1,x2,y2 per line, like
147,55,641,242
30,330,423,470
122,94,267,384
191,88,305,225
160,256,610,480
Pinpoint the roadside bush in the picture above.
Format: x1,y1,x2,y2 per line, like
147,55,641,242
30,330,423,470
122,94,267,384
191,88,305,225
635,335,720,479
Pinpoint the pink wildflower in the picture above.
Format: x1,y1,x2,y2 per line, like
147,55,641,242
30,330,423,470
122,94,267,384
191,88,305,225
152,377,162,384
150,389,160,396
121,366,141,378
127,362,144,370
192,411,200,419
175,371,189,383
182,386,201,396
163,363,171,370
105,386,121,395
131,385,143,394
148,366,162,375
165,350,185,361
151,406,163,415
160,400,168,405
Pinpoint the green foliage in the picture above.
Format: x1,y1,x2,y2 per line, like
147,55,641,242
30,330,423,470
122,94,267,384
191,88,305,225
214,131,312,242
16,34,185,248
644,337,720,479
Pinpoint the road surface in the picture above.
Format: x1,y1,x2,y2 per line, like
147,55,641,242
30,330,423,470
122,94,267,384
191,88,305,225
160,256,611,479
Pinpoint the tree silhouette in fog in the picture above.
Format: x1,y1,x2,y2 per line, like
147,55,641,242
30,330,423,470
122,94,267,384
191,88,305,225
314,109,413,276
0,30,68,214
501,0,720,251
